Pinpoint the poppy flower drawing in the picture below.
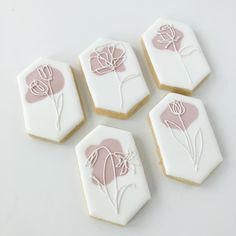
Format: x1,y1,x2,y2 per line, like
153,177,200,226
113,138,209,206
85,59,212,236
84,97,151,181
25,64,64,130
152,24,201,85
85,139,137,214
160,100,203,171
90,43,140,109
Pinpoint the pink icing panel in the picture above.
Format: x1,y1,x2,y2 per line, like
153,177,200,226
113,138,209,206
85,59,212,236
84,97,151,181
152,25,184,52
85,139,128,185
160,102,198,130
25,66,64,103
90,46,126,76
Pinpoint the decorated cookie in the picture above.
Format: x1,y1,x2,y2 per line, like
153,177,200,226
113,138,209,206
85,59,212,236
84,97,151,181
79,38,150,119
149,93,223,184
17,58,85,142
142,18,211,94
75,125,150,225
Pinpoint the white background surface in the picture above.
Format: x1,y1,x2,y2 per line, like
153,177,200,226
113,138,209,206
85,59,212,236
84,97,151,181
1,0,235,235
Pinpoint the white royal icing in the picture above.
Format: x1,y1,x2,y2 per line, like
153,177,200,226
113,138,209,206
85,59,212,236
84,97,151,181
75,125,150,225
18,58,84,142
79,38,150,115
149,93,223,184
142,18,211,91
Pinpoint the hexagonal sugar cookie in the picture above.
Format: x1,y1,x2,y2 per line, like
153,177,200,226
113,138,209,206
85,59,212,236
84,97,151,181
75,125,150,225
149,93,223,184
79,38,150,119
142,18,211,94
17,58,85,142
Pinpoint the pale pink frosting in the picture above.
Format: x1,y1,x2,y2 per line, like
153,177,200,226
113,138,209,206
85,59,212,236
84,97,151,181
25,66,64,103
90,46,126,76
160,102,198,130
152,25,184,52
85,139,128,185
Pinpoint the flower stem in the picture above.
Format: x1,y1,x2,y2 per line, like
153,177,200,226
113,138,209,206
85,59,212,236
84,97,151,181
178,114,195,164
173,43,193,85
114,71,123,109
47,80,60,130
101,146,119,213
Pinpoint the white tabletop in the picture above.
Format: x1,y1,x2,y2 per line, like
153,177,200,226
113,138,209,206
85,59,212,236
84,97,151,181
1,0,235,235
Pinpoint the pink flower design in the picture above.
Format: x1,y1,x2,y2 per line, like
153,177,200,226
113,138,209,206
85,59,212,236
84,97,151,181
152,24,184,52
85,139,133,185
25,65,64,103
85,138,136,213
28,80,49,97
160,100,198,130
25,64,64,130
152,24,201,85
114,151,135,175
160,100,203,171
90,45,126,75
89,43,139,108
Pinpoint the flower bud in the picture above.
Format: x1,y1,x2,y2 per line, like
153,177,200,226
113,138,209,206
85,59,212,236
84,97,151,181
29,80,49,96
168,100,186,115
37,65,53,81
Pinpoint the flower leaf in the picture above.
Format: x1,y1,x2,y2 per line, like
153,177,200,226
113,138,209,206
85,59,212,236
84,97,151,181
165,119,190,155
56,93,64,115
117,184,135,211
122,74,139,84
194,128,203,170
179,46,200,57
90,176,105,192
